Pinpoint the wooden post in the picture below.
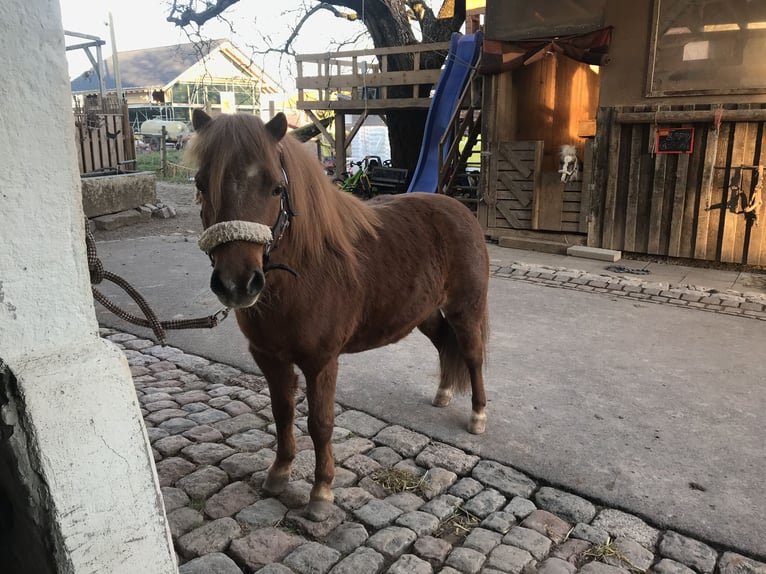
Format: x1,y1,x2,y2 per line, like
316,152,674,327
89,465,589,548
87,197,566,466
160,125,167,178
334,112,346,177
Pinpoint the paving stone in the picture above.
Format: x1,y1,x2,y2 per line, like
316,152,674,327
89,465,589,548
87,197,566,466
395,510,440,536
147,427,170,442
462,488,506,518
183,425,225,443
213,413,268,437
578,562,632,574
342,453,382,477
367,525,418,560
173,390,211,406
176,466,230,499
243,393,271,411
176,517,241,559
445,546,486,574
277,480,312,509
152,435,193,457
289,449,317,481
188,408,231,425
161,487,190,512
537,557,577,574
221,400,251,417
167,506,204,539
387,553,433,574
144,400,182,413
156,457,197,487
282,541,341,574
333,487,374,511
534,487,596,524
571,523,610,545
335,410,388,437
236,498,289,528
208,396,232,409
551,538,592,563
393,458,427,477
358,476,389,499
652,558,698,574
521,509,571,544
480,510,517,535
658,531,717,573
449,478,484,500
220,450,275,479
605,537,655,571
353,499,404,530
718,553,766,574
253,565,294,574
471,461,536,499
415,442,480,476
486,544,534,573
502,526,553,560
420,494,463,521
333,437,376,462
591,509,660,550
325,521,369,554
149,360,180,372
182,442,236,465
159,417,199,435
178,552,243,574
439,568,463,574
328,546,385,574
374,425,430,457
285,504,346,539
146,408,190,425
385,492,426,512
155,369,189,381
368,446,403,468
229,527,305,572
226,428,276,451
183,402,211,414
463,527,503,554
197,364,243,385
422,467,458,500
204,481,258,519
413,535,452,568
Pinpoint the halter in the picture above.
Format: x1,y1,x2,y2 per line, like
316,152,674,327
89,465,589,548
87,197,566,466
197,161,298,277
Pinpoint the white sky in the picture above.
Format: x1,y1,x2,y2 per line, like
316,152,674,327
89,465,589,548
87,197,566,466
58,0,436,90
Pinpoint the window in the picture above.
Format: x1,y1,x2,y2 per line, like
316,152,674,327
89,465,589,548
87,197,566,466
647,0,766,96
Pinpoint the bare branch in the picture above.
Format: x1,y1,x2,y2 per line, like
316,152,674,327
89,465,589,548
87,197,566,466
166,0,241,27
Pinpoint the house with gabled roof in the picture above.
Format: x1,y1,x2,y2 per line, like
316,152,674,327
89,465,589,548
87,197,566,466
70,39,285,129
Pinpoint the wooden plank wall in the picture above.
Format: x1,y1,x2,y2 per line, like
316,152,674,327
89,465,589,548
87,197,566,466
73,107,135,175
484,141,542,232
595,104,766,266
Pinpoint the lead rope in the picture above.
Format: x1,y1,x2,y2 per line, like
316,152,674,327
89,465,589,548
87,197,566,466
86,219,229,346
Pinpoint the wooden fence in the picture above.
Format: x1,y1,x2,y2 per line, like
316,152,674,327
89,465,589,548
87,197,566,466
73,96,135,175
591,104,766,266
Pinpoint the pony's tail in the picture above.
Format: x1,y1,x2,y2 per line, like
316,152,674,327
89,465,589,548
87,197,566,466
440,305,489,396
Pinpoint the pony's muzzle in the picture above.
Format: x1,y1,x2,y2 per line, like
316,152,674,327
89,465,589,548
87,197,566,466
210,266,265,308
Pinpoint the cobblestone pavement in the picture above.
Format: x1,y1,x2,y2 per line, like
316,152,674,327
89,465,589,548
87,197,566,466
106,318,766,574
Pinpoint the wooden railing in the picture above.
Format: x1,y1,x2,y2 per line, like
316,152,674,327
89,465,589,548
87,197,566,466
295,41,451,111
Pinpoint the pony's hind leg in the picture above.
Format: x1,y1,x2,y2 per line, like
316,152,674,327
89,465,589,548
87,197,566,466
303,358,339,521
418,310,460,407
252,349,298,496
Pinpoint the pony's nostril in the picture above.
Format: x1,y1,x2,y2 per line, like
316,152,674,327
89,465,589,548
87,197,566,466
247,269,266,296
210,269,226,297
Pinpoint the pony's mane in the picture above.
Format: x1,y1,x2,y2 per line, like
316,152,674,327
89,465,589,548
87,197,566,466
187,113,381,275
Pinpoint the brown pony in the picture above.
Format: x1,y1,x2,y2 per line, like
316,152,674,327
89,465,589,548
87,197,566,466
188,110,489,521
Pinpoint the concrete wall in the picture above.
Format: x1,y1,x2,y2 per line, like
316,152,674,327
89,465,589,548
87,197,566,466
0,0,177,572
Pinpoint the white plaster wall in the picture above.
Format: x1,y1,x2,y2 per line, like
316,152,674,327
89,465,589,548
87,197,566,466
0,0,177,571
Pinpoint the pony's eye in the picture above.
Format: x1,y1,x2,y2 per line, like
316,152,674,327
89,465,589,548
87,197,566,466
195,174,208,194
273,184,285,197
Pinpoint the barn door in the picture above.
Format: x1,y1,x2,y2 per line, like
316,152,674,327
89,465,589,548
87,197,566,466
484,140,543,231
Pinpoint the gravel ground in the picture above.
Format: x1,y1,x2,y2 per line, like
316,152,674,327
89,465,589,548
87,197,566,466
92,181,202,242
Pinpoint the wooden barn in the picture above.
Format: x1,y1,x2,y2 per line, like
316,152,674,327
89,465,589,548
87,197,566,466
479,0,766,266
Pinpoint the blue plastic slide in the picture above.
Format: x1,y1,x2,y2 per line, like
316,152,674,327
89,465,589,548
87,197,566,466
407,31,483,193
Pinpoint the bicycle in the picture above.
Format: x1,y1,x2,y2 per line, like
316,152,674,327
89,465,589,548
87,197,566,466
333,156,382,200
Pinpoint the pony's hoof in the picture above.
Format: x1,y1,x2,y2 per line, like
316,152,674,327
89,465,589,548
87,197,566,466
432,388,453,407
304,500,334,522
468,411,486,434
263,471,290,496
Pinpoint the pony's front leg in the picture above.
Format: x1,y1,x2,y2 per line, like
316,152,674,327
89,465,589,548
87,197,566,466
303,358,338,521
252,349,298,496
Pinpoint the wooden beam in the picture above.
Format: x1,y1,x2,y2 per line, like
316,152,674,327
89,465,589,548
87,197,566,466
616,108,766,124
305,110,335,147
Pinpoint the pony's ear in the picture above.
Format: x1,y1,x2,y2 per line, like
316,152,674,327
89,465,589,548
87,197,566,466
266,113,288,142
192,109,212,131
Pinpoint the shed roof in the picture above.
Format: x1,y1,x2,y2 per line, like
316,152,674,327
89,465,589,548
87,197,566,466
70,40,281,94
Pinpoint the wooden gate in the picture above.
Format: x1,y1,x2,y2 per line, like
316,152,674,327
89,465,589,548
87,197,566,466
73,96,135,175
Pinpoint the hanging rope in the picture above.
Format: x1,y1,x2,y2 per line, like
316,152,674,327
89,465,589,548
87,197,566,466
85,219,229,346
